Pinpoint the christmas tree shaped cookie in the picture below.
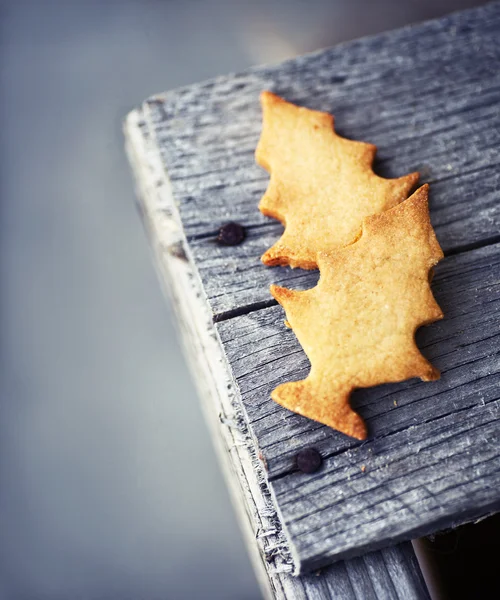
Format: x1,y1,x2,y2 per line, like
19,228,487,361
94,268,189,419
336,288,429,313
256,91,419,269
270,185,443,439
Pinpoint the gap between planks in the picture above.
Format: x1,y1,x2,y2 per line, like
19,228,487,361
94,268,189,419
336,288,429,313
212,233,500,323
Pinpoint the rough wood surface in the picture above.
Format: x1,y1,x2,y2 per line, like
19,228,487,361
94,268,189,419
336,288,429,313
125,0,500,592
218,242,500,477
125,109,430,600
145,0,500,320
216,241,500,570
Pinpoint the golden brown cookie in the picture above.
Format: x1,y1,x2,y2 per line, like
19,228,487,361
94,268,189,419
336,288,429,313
270,185,443,439
256,91,419,269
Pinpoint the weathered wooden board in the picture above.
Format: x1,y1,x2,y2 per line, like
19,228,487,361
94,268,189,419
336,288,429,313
216,242,500,570
145,1,500,320
125,109,430,599
218,242,500,477
125,0,500,593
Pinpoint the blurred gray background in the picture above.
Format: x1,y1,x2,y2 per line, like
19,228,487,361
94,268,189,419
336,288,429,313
0,1,485,599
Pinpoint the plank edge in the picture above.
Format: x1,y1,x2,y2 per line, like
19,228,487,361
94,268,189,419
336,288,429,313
123,106,295,598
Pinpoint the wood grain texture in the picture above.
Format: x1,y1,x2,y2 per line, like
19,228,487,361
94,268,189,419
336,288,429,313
125,108,430,599
217,242,500,569
125,0,500,589
217,242,500,478
145,1,500,319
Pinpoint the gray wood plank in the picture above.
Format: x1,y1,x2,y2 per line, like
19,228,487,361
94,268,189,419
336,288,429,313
217,242,500,477
299,544,428,600
215,242,500,570
124,108,430,598
144,1,500,318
